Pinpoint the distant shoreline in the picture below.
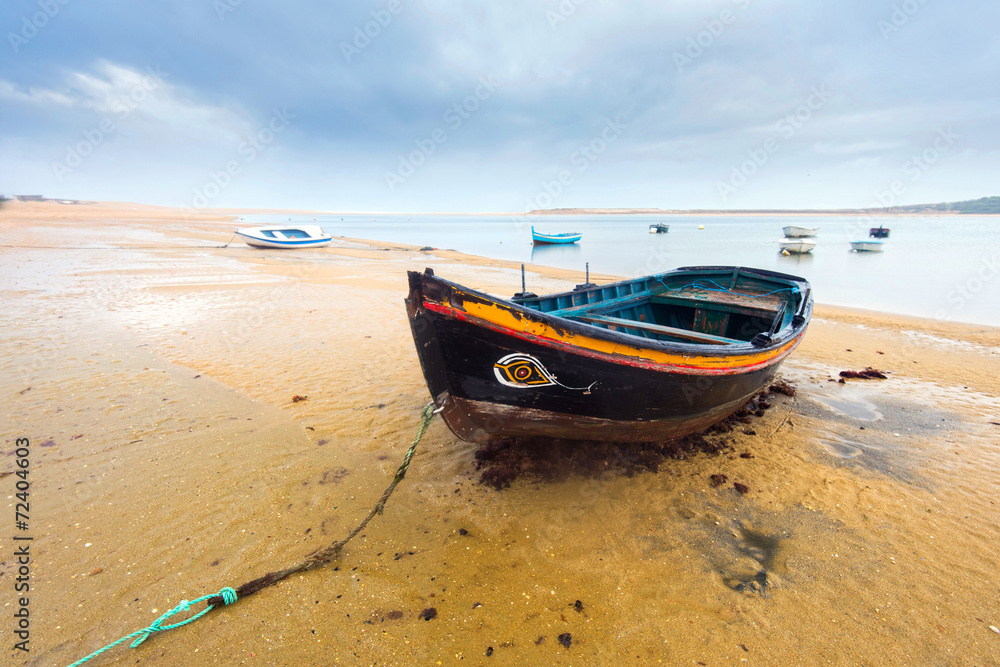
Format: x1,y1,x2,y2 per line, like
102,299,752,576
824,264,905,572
524,207,1000,217
3,198,998,219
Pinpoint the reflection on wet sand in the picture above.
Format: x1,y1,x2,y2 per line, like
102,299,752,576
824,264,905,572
2,202,999,666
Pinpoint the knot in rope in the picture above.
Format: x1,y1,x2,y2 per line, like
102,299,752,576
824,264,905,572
129,600,189,648
219,586,238,605
128,588,236,648
65,587,238,666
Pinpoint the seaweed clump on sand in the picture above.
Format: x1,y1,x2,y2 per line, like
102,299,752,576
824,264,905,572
474,383,794,489
839,368,888,380
768,380,796,396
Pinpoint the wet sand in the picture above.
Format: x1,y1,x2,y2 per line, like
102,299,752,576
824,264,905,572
3,201,999,666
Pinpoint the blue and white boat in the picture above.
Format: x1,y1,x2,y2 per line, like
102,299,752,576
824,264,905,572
235,225,332,248
850,239,885,252
531,226,582,245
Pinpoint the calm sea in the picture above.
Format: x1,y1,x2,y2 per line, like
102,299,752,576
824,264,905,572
241,213,1000,327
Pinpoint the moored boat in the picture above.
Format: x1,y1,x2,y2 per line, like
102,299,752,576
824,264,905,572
531,226,582,245
405,266,812,443
649,223,670,234
782,225,819,238
850,240,885,252
778,238,816,254
234,225,332,248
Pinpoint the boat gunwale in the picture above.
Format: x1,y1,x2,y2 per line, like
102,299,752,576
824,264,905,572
530,226,582,243
534,232,581,238
850,239,886,250
521,265,809,327
236,225,329,234
413,267,812,358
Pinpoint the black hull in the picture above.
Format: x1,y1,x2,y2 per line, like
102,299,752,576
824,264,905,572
406,269,810,443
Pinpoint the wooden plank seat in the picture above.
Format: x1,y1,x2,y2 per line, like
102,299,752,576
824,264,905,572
570,314,740,345
648,292,783,318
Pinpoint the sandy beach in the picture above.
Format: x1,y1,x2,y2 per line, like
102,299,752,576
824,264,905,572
3,200,999,666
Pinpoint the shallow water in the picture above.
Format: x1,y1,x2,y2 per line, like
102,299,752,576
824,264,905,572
243,212,1000,326
2,220,1000,665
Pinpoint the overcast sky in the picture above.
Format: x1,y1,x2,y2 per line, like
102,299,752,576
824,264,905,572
1,1,997,213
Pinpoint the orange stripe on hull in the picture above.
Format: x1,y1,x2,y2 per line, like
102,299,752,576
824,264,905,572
421,300,801,376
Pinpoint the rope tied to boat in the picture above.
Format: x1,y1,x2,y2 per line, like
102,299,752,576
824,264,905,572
65,402,437,667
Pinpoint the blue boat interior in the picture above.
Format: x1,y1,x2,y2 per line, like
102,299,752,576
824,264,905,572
516,269,803,346
260,228,312,239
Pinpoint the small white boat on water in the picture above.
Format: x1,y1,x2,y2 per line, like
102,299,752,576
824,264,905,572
779,238,816,254
648,223,670,234
782,225,819,238
235,225,332,248
850,240,885,252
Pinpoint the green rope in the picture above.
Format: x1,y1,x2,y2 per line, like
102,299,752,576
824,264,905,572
65,588,237,667
65,403,436,666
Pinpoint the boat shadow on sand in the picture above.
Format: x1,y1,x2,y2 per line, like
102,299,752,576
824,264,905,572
471,380,797,490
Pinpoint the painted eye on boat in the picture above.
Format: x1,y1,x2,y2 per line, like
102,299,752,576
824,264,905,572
507,362,548,384
493,354,557,388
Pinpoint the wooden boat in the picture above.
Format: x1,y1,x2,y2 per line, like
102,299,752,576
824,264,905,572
869,226,891,238
234,225,332,248
850,240,884,252
405,266,812,443
778,238,816,254
531,226,582,245
649,223,670,234
782,225,818,238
